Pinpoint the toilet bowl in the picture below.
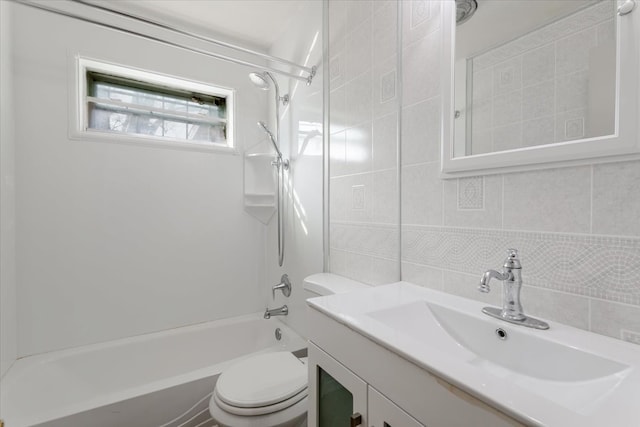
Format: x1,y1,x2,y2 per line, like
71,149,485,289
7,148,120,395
208,273,368,427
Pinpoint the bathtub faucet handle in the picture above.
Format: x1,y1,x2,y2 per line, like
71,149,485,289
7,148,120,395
272,274,292,299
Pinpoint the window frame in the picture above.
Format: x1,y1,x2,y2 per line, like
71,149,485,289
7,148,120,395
72,56,236,153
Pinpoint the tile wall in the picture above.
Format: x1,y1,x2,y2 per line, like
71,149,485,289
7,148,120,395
328,0,400,285
467,1,616,154
328,0,640,345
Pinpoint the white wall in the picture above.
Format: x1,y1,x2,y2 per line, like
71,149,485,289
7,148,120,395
265,1,324,338
13,3,269,356
328,0,640,345
1,0,18,378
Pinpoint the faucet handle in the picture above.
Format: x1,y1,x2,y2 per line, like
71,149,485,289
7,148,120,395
272,274,292,299
504,248,521,269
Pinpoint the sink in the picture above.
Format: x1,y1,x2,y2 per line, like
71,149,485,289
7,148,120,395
368,300,628,382
308,281,640,424
366,300,631,414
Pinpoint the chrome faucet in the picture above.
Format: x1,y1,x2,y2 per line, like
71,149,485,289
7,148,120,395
478,249,549,330
264,305,288,319
272,274,292,299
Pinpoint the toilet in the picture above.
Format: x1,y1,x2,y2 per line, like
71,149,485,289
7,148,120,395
208,273,368,427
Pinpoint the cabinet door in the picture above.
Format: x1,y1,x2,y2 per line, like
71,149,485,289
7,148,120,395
308,342,368,427
368,386,424,427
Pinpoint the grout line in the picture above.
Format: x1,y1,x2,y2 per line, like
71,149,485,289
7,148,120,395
501,175,505,229
590,165,594,234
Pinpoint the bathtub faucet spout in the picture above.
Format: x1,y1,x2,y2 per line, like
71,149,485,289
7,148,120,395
264,305,288,319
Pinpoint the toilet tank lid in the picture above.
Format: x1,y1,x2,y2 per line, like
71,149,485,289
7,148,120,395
303,273,369,296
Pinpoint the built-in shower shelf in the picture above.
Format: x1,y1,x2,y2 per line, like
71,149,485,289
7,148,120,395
244,141,277,224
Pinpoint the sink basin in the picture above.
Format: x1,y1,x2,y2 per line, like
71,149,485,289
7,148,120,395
367,300,629,382
308,281,640,425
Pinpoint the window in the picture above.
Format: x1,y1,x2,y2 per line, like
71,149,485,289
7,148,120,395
77,58,234,150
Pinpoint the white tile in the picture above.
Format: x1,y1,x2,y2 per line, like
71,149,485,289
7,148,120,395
401,163,442,226
330,86,346,134
402,0,441,48
470,98,492,132
345,71,373,128
442,270,502,306
554,109,586,142
593,160,640,237
402,31,441,106
522,44,555,87
370,256,400,285
345,123,372,175
493,123,523,152
503,166,591,233
373,0,397,65
373,169,398,224
329,248,347,276
329,0,347,48
346,173,373,223
401,262,443,290
329,131,346,177
555,27,597,76
472,68,492,101
401,97,441,165
344,251,374,284
346,0,373,30
590,299,640,344
492,90,522,127
523,116,555,147
492,57,522,96
372,111,398,171
346,17,373,79
373,56,398,119
443,175,502,228
471,129,492,155
596,19,615,46
329,46,346,89
522,80,555,120
521,286,589,330
329,176,348,222
555,70,588,113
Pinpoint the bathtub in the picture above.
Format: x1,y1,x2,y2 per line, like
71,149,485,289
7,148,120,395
0,313,307,427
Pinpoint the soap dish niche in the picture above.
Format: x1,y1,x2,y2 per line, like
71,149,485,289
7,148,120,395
244,140,277,224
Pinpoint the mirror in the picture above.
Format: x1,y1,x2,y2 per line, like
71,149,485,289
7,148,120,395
441,0,640,177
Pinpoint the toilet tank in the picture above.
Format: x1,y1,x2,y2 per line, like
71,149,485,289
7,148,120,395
302,273,369,299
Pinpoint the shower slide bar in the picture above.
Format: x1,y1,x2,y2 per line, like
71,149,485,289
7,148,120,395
14,0,317,85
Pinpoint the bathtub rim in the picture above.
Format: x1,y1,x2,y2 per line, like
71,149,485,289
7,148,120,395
1,313,306,427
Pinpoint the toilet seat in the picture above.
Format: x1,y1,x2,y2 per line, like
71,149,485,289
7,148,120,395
211,351,308,420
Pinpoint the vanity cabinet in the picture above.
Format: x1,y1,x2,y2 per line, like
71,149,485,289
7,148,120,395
308,342,424,427
307,305,526,427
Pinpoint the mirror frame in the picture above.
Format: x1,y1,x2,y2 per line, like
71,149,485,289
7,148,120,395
441,0,640,178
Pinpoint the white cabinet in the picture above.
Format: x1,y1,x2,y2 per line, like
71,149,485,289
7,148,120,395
308,343,367,427
307,306,526,427
368,386,424,427
308,343,424,427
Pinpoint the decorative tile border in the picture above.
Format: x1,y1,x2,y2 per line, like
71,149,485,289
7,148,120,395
331,222,399,260
402,225,640,306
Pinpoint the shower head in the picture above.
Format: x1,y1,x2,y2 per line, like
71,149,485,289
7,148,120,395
249,72,271,90
257,121,282,158
456,0,477,25
249,71,289,105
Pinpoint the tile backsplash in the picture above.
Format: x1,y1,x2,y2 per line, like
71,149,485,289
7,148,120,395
328,0,640,345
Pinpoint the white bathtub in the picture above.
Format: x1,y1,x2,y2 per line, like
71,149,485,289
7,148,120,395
0,313,306,427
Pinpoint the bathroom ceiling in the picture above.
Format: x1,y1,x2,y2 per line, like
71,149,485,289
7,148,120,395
114,0,317,51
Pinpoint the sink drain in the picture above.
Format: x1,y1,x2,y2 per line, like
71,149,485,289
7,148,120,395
495,328,508,340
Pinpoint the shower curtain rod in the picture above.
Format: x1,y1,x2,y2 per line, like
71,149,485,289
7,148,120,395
16,0,317,85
